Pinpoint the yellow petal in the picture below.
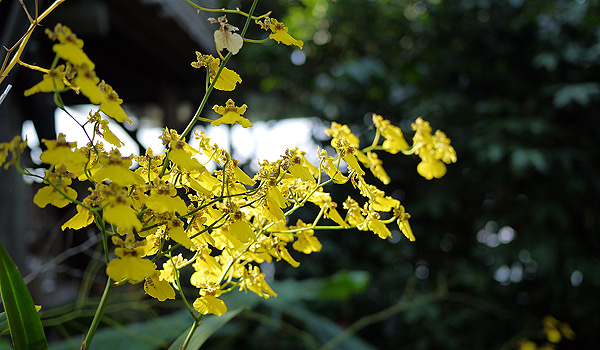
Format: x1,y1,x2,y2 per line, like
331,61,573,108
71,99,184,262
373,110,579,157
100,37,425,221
72,71,104,104
269,31,304,49
61,205,94,230
519,340,537,350
369,218,391,239
94,165,145,186
263,199,285,223
370,195,400,212
325,207,347,228
324,158,348,184
142,234,159,255
144,274,175,301
186,177,212,196
146,194,188,214
211,111,252,128
277,245,300,267
24,73,65,96
267,186,288,208
343,153,365,176
198,172,222,194
292,231,322,254
100,101,132,124
169,148,206,172
103,203,142,231
53,43,95,69
106,256,156,282
382,136,409,154
193,295,227,316
398,219,415,242
33,185,76,208
229,220,255,243
288,163,314,182
190,256,222,286
545,328,562,343
417,160,446,180
169,225,193,249
233,166,255,185
40,146,88,166
100,122,124,147
212,66,242,91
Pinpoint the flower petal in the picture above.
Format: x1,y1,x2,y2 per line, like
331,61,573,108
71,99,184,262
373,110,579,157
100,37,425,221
106,256,156,282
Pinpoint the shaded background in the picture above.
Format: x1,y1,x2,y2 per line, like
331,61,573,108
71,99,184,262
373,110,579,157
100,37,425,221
1,0,599,349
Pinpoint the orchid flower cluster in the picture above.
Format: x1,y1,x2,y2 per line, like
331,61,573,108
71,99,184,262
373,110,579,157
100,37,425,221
0,1,455,348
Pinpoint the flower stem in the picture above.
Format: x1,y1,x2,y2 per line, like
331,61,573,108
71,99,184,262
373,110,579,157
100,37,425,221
181,318,202,350
17,60,49,74
0,0,67,85
81,276,113,350
179,0,260,141
183,0,269,20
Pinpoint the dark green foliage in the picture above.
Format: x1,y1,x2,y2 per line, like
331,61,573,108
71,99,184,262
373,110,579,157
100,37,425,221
0,241,48,349
232,0,600,348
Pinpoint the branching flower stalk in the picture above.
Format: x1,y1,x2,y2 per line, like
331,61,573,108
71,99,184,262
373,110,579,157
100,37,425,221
0,0,458,349
0,0,67,85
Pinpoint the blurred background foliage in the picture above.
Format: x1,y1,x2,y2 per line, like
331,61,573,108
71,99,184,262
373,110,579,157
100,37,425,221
2,0,599,349
223,0,600,349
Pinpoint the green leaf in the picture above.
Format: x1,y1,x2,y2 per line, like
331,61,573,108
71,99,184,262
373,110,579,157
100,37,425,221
49,309,192,350
272,304,377,350
553,82,600,108
532,52,558,71
49,289,262,349
319,270,370,300
0,311,8,335
0,241,48,350
0,338,13,350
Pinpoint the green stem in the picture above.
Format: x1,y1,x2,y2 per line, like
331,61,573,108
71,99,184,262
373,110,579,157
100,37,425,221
81,213,113,348
183,0,269,20
181,319,202,350
169,255,196,319
361,129,382,153
180,0,260,141
158,50,232,178
311,204,326,227
81,277,114,350
178,51,231,141
244,37,271,44
95,212,111,264
180,3,262,347
240,0,259,38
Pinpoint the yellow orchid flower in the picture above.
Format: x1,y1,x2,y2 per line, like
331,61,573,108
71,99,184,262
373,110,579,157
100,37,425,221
290,220,322,254
239,265,278,299
372,114,409,154
209,16,243,55
46,24,95,69
193,283,227,316
191,52,242,91
93,149,145,186
258,17,304,49
106,234,156,282
410,117,457,180
212,99,252,127
24,65,66,96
